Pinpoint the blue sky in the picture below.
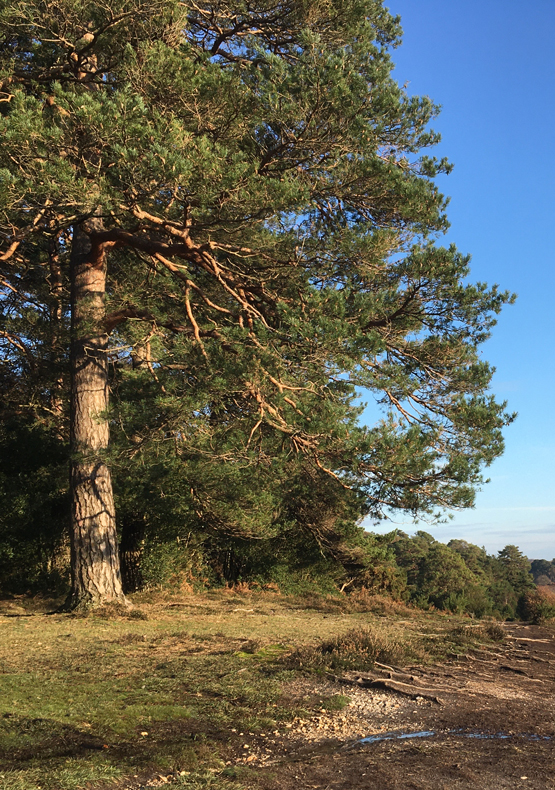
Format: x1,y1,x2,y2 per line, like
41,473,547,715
361,0,555,559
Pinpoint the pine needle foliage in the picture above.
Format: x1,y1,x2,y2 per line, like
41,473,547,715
0,0,515,592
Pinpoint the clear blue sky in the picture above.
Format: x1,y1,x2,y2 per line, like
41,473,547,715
362,0,555,560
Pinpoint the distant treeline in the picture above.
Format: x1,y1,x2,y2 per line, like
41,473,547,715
530,559,555,586
386,532,542,620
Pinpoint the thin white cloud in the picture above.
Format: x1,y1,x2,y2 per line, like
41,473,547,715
476,506,555,512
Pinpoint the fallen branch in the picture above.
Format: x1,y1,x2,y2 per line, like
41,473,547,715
359,677,444,704
327,673,443,704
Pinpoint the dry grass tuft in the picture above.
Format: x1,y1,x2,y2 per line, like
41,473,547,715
448,621,505,645
286,590,413,617
66,600,148,620
347,590,413,616
479,621,506,641
286,626,411,672
237,638,264,654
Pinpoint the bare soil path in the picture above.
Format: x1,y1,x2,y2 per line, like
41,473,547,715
247,624,555,790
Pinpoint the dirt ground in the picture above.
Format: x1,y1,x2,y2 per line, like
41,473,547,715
239,624,555,790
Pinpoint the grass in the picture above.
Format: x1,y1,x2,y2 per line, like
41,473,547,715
447,620,506,645
286,625,413,672
0,590,507,789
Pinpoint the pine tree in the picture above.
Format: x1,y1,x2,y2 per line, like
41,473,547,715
0,0,514,608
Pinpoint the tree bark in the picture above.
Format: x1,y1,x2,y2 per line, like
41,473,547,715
65,218,127,609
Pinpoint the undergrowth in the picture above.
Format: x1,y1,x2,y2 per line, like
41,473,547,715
286,626,413,672
449,621,506,644
286,590,412,617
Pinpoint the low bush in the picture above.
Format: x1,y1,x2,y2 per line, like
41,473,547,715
447,621,506,646
479,620,506,641
286,626,411,672
347,589,413,616
521,590,555,624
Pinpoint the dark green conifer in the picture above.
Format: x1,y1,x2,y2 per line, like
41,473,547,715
0,0,514,606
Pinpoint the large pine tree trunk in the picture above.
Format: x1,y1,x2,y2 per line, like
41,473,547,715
65,219,127,609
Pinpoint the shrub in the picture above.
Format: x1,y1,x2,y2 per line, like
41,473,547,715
347,589,413,616
521,590,555,624
480,620,506,641
447,621,505,646
286,626,410,672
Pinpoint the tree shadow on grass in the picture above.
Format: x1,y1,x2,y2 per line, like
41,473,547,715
0,712,233,788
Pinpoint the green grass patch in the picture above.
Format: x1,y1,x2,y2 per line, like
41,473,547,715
0,590,508,789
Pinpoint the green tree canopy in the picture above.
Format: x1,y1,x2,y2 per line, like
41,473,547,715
0,0,515,606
